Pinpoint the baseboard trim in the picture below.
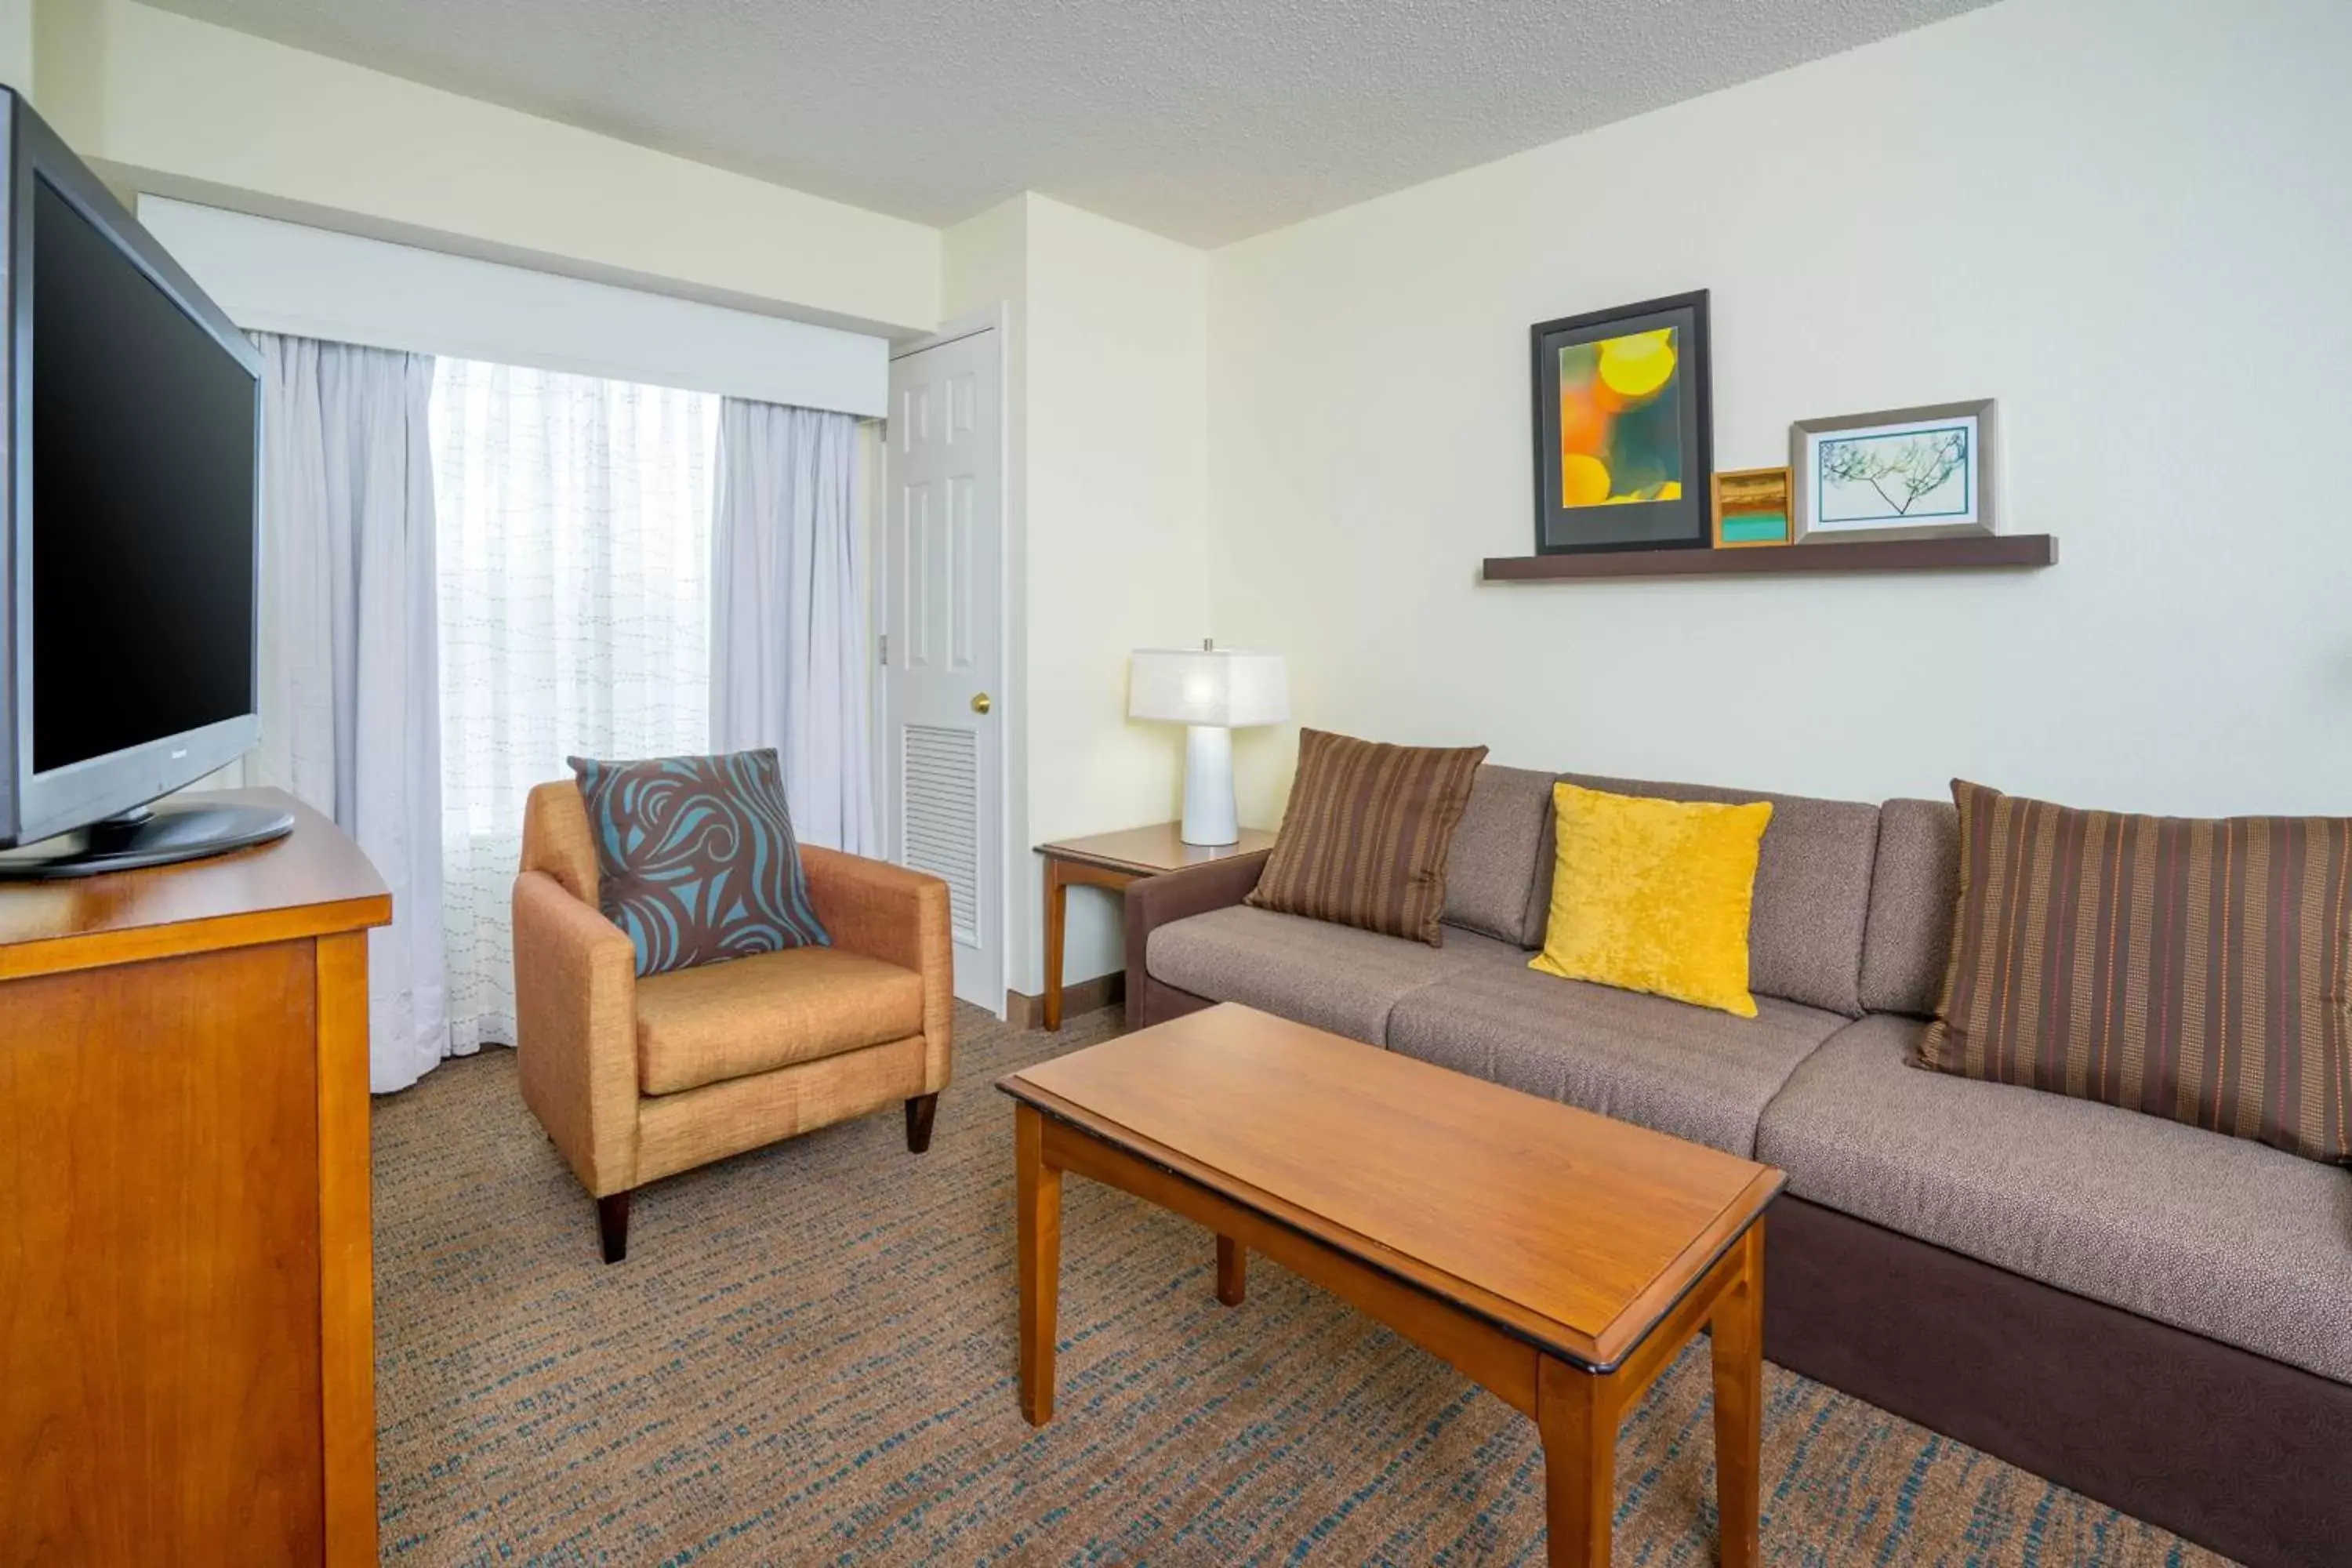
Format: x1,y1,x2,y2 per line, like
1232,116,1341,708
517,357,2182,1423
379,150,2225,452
1004,971,1125,1030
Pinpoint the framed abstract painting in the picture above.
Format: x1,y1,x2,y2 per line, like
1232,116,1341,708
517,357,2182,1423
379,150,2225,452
1791,399,1998,543
1529,289,1713,554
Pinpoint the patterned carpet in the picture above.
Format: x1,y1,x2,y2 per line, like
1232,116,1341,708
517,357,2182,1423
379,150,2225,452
373,1004,2223,1566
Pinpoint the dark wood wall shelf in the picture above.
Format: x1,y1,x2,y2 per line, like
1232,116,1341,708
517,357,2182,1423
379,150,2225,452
1483,533,2056,582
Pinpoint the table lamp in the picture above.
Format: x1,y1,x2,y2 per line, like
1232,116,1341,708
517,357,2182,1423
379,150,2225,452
1127,642,1289,845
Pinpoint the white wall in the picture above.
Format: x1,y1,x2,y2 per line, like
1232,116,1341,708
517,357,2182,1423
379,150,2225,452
0,0,31,100
1208,0,2352,826
38,0,938,336
946,194,1210,997
1022,196,1210,990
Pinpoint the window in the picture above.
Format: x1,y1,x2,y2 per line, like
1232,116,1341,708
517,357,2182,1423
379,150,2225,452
431,359,719,1048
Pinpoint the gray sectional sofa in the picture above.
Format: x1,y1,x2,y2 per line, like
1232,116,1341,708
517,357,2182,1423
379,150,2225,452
1123,764,2352,1568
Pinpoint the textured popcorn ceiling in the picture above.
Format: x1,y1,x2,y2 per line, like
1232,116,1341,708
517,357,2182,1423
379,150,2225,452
147,0,1992,245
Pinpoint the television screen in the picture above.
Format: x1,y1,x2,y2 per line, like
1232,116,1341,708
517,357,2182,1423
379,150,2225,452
30,174,258,776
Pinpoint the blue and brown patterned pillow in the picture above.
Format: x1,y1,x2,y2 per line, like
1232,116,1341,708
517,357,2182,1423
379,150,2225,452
567,749,830,977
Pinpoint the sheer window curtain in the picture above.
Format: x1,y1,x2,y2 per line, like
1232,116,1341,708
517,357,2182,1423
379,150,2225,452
434,360,719,1050
245,347,870,1073
249,333,448,1094
710,398,877,856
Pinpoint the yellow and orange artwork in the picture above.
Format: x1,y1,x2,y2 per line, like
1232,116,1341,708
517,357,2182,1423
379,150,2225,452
1557,328,1683,509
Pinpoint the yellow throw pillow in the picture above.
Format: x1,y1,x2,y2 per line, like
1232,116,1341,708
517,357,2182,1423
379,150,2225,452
1530,782,1773,1018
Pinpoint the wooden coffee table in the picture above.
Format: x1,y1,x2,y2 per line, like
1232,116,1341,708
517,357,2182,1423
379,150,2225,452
998,1003,1784,1567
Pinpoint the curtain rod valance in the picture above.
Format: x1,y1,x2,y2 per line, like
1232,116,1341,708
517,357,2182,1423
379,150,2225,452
137,198,887,419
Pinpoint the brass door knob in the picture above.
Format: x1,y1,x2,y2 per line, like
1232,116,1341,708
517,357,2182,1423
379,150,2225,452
971,692,993,714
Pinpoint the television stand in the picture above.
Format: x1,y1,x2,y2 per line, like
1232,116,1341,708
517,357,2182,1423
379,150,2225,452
0,787,388,1563
0,797,296,880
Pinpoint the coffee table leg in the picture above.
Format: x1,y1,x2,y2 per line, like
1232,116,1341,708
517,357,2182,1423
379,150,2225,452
1536,1356,1617,1568
1015,1103,1062,1426
1710,1221,1766,1568
1215,1235,1247,1306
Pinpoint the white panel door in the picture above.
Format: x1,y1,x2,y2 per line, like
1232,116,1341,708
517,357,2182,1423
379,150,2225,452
883,328,1004,1012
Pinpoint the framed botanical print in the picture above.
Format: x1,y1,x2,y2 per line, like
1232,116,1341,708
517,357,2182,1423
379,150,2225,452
1791,400,1998,543
1530,289,1714,554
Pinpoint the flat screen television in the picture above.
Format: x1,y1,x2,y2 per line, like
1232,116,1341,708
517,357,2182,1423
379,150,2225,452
0,89,286,878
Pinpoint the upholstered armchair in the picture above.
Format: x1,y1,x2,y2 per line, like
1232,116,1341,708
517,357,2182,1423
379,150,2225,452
512,780,953,1262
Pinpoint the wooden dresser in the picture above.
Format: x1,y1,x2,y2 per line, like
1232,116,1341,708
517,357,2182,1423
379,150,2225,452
0,789,390,1566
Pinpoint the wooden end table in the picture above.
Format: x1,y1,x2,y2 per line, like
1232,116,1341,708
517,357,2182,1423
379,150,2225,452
1033,822,1276,1029
998,1003,1784,1567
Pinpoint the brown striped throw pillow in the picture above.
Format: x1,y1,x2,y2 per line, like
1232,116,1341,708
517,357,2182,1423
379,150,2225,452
1916,779,2352,1164
1247,729,1489,946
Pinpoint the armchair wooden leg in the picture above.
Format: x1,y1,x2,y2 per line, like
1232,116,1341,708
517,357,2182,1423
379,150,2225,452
905,1093,940,1153
597,1191,630,1265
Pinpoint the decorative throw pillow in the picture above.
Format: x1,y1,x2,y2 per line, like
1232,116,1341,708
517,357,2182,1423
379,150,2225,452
567,749,830,977
1918,779,2352,1164
1246,728,1489,946
1530,782,1773,1018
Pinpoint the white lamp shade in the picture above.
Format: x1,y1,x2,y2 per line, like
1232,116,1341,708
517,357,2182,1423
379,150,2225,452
1127,648,1288,728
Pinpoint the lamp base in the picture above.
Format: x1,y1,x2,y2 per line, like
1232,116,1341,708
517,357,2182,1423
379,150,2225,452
1179,724,1238,846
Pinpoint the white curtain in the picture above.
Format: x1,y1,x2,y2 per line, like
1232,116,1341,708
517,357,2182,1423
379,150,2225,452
251,334,448,1094
710,399,877,855
433,359,720,1049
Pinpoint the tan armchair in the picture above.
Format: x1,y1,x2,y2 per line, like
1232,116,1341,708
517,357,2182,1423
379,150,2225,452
511,781,953,1262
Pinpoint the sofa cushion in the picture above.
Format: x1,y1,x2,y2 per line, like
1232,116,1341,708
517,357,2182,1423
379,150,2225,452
1532,782,1773,1018
1758,1014,2352,1385
1385,961,1847,1156
1922,779,2352,1164
1563,774,1878,1017
1247,729,1489,946
1145,905,1523,1045
1858,797,1959,1017
636,946,924,1095
570,748,831,977
1442,763,1559,947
